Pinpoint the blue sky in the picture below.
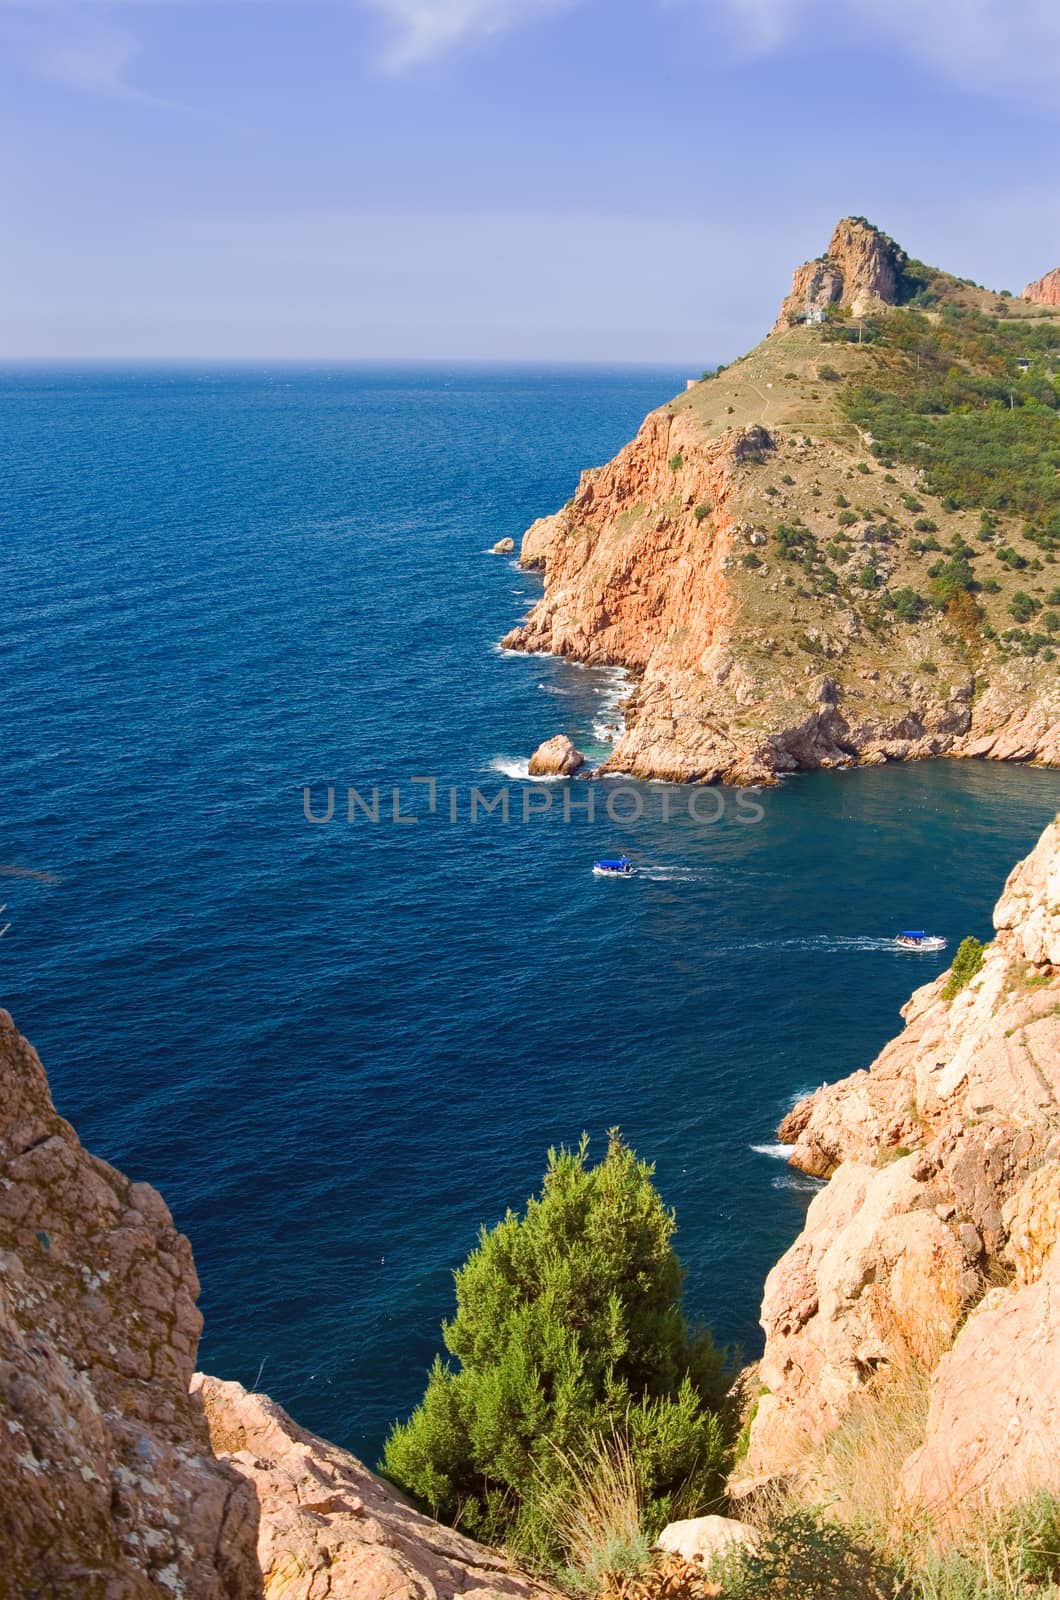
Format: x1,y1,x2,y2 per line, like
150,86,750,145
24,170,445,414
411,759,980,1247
2,0,1059,360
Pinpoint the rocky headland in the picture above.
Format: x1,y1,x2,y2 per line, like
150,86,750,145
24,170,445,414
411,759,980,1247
503,220,1060,784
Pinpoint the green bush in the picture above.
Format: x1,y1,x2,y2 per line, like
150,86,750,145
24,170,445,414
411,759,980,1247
712,1509,899,1600
1010,591,1040,623
694,504,711,523
838,509,858,527
914,518,938,533
942,937,986,1000
669,453,684,472
381,1133,729,1562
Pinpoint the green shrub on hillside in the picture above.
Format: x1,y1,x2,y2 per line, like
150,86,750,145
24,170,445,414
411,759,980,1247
942,937,986,1000
711,1509,899,1600
381,1132,728,1562
1010,591,1040,623
841,307,1060,522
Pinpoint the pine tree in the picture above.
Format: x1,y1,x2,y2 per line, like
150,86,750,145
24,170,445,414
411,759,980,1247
382,1131,729,1560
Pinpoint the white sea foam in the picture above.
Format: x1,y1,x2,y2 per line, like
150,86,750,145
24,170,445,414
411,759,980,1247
772,1172,824,1193
751,1143,795,1161
487,756,565,782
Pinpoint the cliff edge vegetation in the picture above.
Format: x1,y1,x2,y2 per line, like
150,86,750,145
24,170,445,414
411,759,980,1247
504,220,1060,783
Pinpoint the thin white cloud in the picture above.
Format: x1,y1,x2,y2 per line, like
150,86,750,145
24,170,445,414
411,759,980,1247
708,0,1060,95
42,28,168,102
359,0,569,68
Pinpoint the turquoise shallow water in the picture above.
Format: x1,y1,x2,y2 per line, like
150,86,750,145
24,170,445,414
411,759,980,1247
3,364,1060,1463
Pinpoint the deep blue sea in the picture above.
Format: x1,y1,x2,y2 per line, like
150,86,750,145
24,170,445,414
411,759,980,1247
3,364,1060,1464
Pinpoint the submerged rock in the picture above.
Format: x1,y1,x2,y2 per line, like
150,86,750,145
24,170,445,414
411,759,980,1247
528,734,585,776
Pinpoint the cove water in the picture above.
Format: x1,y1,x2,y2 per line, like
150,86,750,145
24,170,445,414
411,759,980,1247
4,364,1060,1464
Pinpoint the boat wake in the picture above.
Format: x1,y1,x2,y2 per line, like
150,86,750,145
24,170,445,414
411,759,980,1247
634,864,711,882
733,935,927,955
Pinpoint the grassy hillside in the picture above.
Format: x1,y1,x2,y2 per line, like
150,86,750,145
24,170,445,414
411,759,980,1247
673,291,1060,680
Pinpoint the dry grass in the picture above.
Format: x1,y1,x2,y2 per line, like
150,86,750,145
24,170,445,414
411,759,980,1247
537,1430,652,1594
808,1358,933,1537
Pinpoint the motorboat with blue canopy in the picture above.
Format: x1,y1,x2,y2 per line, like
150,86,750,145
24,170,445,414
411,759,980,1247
895,930,947,951
593,857,634,878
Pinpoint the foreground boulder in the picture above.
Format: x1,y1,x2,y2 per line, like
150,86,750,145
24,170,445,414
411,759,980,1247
656,1514,758,1565
196,1377,557,1600
0,1009,260,1599
528,734,585,776
742,816,1060,1518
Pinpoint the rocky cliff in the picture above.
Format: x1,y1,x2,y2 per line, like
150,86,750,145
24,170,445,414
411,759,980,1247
742,816,1060,1520
503,220,1060,784
0,1012,555,1600
0,1009,260,1600
1023,267,1060,307
772,218,904,332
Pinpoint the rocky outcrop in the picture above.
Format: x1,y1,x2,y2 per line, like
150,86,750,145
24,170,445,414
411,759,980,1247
900,1163,1060,1520
743,817,1060,1516
773,218,903,332
0,1008,261,1600
528,733,585,775
491,538,515,554
197,1378,557,1600
0,1010,560,1600
1022,267,1060,307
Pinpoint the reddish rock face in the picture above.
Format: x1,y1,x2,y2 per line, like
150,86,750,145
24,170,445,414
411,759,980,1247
773,217,903,331
0,1010,261,1599
1022,267,1060,306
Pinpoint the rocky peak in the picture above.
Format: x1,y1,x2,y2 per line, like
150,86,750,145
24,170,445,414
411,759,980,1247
1022,266,1060,307
773,216,904,332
